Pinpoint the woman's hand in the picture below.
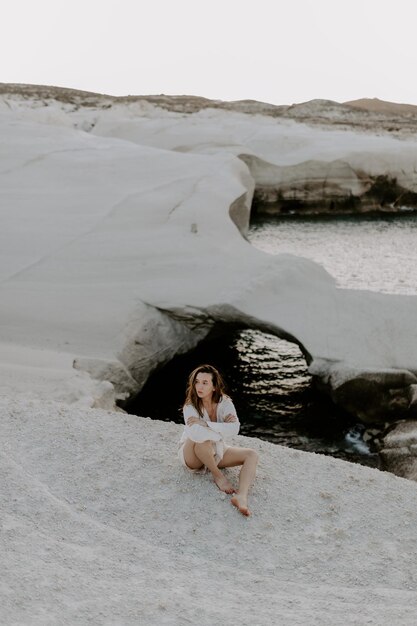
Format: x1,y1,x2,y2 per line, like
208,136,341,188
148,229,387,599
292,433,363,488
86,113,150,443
186,416,207,427
224,413,237,423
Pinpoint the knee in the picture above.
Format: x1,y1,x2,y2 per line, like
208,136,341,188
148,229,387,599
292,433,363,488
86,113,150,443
246,449,259,463
194,440,213,452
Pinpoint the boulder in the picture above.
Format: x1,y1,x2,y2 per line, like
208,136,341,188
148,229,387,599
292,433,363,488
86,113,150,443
380,420,417,480
314,367,417,424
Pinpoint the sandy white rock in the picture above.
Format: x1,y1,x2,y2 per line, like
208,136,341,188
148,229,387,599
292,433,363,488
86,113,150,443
2,90,417,426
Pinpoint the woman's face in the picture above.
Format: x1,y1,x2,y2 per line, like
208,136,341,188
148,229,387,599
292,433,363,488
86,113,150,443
195,372,215,401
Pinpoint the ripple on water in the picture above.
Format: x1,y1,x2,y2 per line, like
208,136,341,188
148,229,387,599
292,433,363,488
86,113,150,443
229,330,378,466
249,213,417,295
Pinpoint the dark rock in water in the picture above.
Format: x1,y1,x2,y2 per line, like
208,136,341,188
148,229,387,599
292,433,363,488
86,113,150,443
380,420,417,480
363,175,417,211
329,370,417,424
250,171,417,216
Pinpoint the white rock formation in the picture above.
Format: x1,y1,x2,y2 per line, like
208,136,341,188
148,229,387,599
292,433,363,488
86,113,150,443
88,102,417,211
1,87,417,425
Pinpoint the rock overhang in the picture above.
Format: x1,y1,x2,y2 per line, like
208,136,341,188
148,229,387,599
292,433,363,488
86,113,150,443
2,88,417,434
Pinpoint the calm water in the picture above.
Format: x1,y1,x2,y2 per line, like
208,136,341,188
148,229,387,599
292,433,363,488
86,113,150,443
249,213,417,295
130,214,417,467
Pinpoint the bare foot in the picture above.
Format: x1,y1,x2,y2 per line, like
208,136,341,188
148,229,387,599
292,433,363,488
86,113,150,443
231,494,251,516
213,473,235,494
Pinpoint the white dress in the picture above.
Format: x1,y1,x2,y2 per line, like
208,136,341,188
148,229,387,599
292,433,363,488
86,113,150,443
179,396,240,470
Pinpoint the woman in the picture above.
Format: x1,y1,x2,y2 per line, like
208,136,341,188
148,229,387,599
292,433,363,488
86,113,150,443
178,364,258,516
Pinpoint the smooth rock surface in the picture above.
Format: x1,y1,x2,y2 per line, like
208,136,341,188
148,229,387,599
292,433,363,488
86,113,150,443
2,87,417,424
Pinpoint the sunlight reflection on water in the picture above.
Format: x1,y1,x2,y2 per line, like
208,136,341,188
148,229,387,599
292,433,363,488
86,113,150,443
249,214,417,294
227,329,377,466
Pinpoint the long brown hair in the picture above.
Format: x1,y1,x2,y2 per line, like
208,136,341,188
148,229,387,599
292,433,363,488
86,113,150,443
184,364,228,417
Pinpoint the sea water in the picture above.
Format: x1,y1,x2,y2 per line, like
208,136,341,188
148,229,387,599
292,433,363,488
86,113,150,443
249,213,417,295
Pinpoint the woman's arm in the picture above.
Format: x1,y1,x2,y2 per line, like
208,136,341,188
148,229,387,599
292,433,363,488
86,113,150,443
206,418,239,437
208,398,240,436
186,416,207,427
183,404,222,443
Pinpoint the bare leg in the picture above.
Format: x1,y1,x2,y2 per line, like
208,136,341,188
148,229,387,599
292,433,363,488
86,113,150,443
219,447,258,515
193,441,235,494
182,438,204,470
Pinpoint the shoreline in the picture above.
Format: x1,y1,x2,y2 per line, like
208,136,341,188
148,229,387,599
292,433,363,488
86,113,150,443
252,205,417,218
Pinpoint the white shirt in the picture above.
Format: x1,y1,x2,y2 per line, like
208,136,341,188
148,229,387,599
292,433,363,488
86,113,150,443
180,396,240,448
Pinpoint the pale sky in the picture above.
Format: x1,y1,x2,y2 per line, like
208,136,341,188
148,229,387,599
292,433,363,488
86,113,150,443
2,0,417,106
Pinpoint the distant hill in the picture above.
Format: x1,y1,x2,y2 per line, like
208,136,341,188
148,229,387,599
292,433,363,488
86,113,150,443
345,98,417,116
1,83,416,135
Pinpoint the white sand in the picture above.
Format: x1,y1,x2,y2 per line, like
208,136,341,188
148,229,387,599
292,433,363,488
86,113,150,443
2,395,417,624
